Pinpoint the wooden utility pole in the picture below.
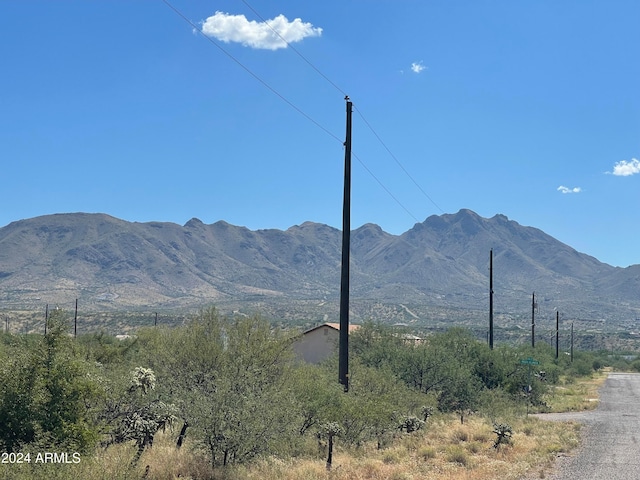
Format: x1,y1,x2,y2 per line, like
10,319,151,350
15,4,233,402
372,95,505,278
338,96,353,392
45,303,49,335
74,298,78,338
531,292,536,348
556,310,560,360
571,322,574,362
154,312,158,327
489,249,494,350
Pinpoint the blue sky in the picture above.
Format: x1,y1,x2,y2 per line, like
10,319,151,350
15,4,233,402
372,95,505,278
1,1,638,267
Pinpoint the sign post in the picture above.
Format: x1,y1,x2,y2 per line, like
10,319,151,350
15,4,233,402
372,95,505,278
519,357,540,415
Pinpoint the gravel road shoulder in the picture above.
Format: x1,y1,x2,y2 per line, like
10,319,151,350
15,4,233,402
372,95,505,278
525,372,640,480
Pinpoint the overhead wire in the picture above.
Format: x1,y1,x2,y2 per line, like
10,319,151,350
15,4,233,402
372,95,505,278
238,0,349,98
237,0,444,215
352,152,421,223
160,0,427,222
160,0,342,145
353,109,445,213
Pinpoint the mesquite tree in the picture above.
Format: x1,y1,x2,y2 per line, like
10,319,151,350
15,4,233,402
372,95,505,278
136,308,298,467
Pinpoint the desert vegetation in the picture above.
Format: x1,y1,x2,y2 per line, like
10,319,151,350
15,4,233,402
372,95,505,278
0,307,614,479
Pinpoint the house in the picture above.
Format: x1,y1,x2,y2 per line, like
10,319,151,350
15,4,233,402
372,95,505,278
293,322,360,364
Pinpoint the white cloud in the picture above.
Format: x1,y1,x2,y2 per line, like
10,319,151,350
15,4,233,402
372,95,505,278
609,158,640,176
557,186,582,194
411,61,426,73
201,11,322,50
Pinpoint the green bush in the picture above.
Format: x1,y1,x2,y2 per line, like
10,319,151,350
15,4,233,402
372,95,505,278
445,445,470,466
0,310,101,453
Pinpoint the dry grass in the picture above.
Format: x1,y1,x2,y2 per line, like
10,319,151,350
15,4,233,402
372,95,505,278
253,417,579,480
228,369,607,480
80,413,577,480
10,374,604,480
13,413,581,480
542,368,608,413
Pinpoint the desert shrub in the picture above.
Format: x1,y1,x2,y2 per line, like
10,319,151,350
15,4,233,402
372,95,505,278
466,441,481,454
0,310,101,453
452,428,469,443
417,446,437,460
445,445,470,466
382,450,404,464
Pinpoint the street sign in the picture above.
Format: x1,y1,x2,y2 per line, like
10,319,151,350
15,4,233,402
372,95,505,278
520,357,539,416
520,357,540,365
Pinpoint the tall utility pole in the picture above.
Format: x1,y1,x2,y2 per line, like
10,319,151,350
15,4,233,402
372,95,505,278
338,96,353,392
489,249,494,350
556,310,560,360
74,298,78,338
44,303,49,335
531,292,536,348
571,322,574,362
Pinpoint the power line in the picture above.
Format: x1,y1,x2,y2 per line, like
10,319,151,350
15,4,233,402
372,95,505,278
161,0,422,223
238,0,349,98
237,0,444,215
352,152,421,223
160,0,342,145
354,107,445,214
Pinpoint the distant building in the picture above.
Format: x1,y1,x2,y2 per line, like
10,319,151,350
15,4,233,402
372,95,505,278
293,322,360,364
399,333,423,344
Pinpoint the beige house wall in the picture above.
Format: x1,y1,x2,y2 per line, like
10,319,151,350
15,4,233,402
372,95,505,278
293,325,340,364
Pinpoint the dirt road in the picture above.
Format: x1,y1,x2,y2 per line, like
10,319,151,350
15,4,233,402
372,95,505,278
532,372,640,480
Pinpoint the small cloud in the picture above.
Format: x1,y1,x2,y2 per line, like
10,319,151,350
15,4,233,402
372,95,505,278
201,11,322,50
557,186,582,194
609,158,640,176
410,61,426,74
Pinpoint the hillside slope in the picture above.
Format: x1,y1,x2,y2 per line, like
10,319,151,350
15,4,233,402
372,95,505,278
0,210,638,326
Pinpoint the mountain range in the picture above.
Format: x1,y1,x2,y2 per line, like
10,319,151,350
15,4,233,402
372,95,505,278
1,209,639,329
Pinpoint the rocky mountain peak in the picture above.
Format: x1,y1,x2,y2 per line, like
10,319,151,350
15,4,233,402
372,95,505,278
0,210,636,326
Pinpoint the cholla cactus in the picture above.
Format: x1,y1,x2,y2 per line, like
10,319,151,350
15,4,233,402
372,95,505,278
492,423,513,449
123,411,159,444
130,367,156,394
318,422,344,470
421,405,435,422
398,415,425,433
117,400,178,464
318,421,343,438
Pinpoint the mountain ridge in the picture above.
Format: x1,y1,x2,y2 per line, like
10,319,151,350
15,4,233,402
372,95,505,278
0,210,638,328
